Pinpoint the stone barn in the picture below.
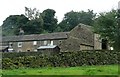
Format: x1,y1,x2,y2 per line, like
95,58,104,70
59,23,94,51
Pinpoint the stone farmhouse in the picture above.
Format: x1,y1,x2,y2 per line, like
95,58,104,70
2,32,68,52
1,23,111,52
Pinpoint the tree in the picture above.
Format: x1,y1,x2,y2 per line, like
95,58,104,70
2,11,44,35
93,10,119,50
42,9,58,33
2,14,29,36
114,9,120,50
25,7,41,20
23,7,44,34
57,10,96,31
22,17,43,34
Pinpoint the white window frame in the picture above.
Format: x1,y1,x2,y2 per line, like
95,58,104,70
51,41,53,45
33,41,37,45
18,42,22,47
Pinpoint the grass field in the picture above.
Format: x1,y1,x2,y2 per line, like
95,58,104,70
2,65,119,75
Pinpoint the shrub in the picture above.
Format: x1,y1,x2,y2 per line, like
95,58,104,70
2,50,119,69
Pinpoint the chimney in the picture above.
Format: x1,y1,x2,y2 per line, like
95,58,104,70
19,28,24,35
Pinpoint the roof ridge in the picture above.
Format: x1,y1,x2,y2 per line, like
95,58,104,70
3,32,70,37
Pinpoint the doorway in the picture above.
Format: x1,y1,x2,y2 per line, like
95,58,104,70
102,39,108,50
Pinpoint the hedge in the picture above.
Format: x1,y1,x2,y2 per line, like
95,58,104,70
2,50,119,69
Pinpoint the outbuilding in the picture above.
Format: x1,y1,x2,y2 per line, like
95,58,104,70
0,46,8,52
37,45,60,54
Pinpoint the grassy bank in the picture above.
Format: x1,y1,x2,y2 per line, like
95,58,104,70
2,65,118,75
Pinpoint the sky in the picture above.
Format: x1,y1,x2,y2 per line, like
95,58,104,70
0,0,119,26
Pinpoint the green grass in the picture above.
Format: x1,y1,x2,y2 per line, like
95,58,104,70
2,65,119,75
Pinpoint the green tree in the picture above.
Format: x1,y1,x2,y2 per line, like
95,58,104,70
93,10,119,50
42,9,58,33
22,17,43,34
114,9,120,50
2,14,29,36
15,7,44,35
2,12,44,35
57,10,96,31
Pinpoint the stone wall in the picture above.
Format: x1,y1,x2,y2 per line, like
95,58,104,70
59,23,94,51
2,50,119,69
94,34,102,50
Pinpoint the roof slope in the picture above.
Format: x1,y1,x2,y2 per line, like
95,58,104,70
69,23,94,46
2,32,69,42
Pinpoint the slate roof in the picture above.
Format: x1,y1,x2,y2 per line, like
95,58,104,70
2,32,69,42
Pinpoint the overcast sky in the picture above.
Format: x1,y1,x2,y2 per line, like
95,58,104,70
0,0,119,26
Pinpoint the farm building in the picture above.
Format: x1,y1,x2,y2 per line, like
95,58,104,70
1,23,112,52
37,45,60,54
1,32,68,52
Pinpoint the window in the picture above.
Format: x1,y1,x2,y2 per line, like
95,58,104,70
18,42,22,47
59,40,62,43
9,42,13,47
44,41,47,45
51,41,53,45
34,49,37,52
33,41,37,45
27,50,30,52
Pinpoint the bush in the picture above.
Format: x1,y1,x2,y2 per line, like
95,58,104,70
2,50,119,69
